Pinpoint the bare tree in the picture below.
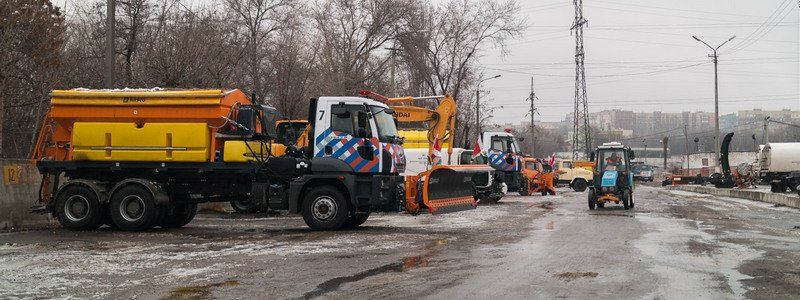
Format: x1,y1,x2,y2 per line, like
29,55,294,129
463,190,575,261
116,0,151,85
0,0,65,157
224,0,298,101
311,0,413,95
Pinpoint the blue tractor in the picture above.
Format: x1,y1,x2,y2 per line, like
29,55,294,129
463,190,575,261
587,142,636,210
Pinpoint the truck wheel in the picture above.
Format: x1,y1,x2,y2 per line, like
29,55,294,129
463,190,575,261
518,184,530,196
587,190,596,210
54,185,103,230
344,213,369,229
541,190,548,196
301,186,349,230
597,202,605,208
230,196,255,213
160,203,198,228
622,190,631,210
629,192,635,208
572,179,587,192
110,185,163,231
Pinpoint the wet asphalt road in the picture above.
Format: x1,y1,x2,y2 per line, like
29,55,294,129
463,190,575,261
1,185,799,299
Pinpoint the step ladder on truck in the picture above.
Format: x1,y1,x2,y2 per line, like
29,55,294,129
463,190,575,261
31,89,480,231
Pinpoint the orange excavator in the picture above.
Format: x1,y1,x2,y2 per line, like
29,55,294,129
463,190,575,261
519,157,559,196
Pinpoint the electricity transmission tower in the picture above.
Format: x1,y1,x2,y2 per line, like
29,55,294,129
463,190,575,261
571,0,590,160
528,77,539,155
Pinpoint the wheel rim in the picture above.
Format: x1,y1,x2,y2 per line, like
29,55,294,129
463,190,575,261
119,195,146,222
64,195,90,222
311,196,337,221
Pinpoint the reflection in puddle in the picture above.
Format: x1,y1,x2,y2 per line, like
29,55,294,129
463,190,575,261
303,239,448,299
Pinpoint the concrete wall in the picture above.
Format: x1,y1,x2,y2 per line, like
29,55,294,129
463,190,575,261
0,159,55,230
666,185,800,209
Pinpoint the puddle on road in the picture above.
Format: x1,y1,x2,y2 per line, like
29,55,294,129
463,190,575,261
302,239,448,299
164,280,239,300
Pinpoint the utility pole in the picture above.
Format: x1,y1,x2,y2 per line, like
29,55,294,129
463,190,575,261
105,0,116,87
692,34,735,172
683,124,690,175
528,77,539,155
476,75,501,136
661,137,669,170
571,0,591,160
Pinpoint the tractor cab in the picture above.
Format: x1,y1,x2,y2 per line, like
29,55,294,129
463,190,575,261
588,142,636,210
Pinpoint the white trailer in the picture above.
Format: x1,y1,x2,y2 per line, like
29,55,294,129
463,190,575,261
759,143,800,181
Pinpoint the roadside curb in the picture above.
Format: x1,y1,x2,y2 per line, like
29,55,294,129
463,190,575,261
665,185,800,209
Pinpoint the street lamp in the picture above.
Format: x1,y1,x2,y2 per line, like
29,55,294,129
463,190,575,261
692,34,735,172
476,75,501,135
642,139,647,164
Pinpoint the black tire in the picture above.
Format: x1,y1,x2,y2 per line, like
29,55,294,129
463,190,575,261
110,185,163,231
518,184,530,196
160,203,198,228
572,179,587,192
54,185,104,230
630,191,635,208
622,190,630,210
344,213,369,229
597,202,605,208
587,190,596,210
230,196,255,213
301,186,350,230
541,190,548,196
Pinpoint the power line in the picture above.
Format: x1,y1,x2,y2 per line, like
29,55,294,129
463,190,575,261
593,0,781,19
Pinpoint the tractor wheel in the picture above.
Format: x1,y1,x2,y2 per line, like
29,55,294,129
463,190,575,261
622,190,631,210
587,190,596,210
572,179,587,192
301,186,349,230
54,185,104,230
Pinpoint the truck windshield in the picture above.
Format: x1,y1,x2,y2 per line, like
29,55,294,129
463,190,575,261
490,136,521,153
370,106,399,142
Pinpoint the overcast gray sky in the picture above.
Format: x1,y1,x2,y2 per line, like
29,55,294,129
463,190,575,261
54,0,799,123
480,0,799,122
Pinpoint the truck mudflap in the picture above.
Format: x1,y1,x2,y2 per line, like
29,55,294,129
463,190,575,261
404,165,492,214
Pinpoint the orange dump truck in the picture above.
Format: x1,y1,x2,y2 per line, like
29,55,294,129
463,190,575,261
32,89,478,231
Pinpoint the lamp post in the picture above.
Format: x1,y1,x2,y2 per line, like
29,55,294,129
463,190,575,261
476,75,501,135
642,139,647,165
692,34,735,172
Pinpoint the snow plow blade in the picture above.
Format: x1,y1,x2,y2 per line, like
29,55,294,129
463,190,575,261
405,165,492,215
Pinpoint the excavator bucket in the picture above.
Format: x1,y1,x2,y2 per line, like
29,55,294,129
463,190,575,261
406,165,492,214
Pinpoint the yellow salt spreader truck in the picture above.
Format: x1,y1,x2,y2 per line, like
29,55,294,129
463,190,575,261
31,89,481,231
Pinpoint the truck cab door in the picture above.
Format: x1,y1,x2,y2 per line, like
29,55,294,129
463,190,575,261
313,101,381,173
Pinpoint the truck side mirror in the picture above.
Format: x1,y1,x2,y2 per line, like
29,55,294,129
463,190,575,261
629,149,635,160
356,111,369,138
590,152,595,162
